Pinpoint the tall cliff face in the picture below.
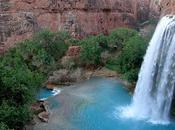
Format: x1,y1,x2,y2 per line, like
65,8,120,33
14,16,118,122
0,0,139,52
0,0,173,52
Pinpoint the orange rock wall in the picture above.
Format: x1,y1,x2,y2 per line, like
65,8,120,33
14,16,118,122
0,0,140,52
159,0,175,16
0,0,173,52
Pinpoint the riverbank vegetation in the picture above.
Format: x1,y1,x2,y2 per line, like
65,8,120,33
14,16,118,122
0,28,148,130
0,30,70,130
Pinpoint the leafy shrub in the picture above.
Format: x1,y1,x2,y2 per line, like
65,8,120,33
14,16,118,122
80,36,103,66
67,38,80,46
34,30,69,60
95,34,109,50
105,57,119,71
0,103,31,130
106,35,148,82
0,47,44,130
0,66,43,105
122,68,140,82
117,35,148,72
108,28,138,50
18,40,55,75
0,122,14,130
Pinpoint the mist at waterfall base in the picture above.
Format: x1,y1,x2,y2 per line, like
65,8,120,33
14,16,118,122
119,15,175,125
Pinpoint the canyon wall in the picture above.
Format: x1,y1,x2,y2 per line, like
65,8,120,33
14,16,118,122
0,0,174,53
0,0,139,52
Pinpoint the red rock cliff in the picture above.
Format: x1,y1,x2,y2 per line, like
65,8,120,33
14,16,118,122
1,0,173,52
0,0,139,52
159,0,175,16
149,0,175,18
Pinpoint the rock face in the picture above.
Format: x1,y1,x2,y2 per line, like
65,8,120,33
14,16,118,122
159,0,175,16
0,0,139,53
149,0,161,19
149,0,175,18
0,0,174,53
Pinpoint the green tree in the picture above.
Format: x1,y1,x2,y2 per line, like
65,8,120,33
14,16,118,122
108,28,138,50
0,122,14,130
106,35,148,82
80,36,102,66
34,30,69,60
0,103,31,130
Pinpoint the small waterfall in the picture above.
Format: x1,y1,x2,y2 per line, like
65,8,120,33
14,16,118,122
121,16,175,124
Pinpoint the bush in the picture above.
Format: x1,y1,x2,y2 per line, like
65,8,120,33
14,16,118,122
122,68,140,82
95,34,109,50
0,103,31,130
106,35,148,82
105,57,119,71
0,122,14,130
0,47,44,130
18,40,55,75
79,36,103,66
108,28,138,50
0,66,43,105
117,35,147,72
67,38,80,46
34,30,69,60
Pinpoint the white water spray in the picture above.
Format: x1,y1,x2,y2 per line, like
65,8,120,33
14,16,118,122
120,15,175,124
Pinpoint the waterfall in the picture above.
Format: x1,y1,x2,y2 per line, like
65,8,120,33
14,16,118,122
121,15,175,124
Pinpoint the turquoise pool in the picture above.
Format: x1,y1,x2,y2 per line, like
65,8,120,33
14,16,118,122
34,77,175,130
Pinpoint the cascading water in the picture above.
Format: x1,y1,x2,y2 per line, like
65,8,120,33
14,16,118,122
120,15,175,124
